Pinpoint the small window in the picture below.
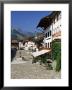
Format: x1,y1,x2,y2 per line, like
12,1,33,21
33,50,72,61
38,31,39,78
48,43,49,48
50,42,52,48
48,32,49,37
46,33,47,38
50,31,51,36
46,43,47,48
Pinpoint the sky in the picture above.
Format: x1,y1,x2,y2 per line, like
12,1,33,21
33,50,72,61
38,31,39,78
11,11,52,34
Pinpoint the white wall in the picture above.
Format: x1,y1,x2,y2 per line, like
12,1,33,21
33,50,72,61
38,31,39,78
52,13,61,38
19,42,24,49
43,25,52,48
24,41,38,51
43,12,61,48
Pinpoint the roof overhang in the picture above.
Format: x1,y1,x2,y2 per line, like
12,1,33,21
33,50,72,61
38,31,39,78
37,11,61,30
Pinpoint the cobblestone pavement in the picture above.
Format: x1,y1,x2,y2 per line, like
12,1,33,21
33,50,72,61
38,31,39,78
11,50,61,79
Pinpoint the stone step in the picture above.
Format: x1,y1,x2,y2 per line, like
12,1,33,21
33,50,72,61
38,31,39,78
13,50,33,61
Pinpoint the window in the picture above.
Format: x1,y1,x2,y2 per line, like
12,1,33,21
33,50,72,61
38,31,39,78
50,42,52,48
48,32,49,37
48,43,49,48
46,43,47,48
50,31,51,36
46,33,47,38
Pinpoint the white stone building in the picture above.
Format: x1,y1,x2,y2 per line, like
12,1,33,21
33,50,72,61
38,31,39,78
37,11,61,49
24,41,38,51
43,25,52,49
52,12,61,40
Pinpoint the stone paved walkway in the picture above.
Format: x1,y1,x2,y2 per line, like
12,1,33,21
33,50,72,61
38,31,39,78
11,50,61,79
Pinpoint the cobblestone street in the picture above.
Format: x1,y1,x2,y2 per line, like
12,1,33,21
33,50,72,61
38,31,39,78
11,50,61,79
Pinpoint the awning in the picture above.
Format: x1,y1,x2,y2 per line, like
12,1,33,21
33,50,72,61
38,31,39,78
32,49,51,57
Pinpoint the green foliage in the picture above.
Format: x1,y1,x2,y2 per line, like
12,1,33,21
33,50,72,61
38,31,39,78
33,40,61,71
56,52,61,71
52,41,61,60
46,63,53,70
32,53,53,70
52,40,61,71
40,54,48,63
32,57,39,63
32,54,48,64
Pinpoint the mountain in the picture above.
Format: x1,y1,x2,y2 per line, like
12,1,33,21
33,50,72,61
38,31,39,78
24,31,35,37
11,29,26,40
11,29,35,40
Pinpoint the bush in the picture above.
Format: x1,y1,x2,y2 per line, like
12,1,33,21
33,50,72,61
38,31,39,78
56,52,61,71
32,54,48,64
52,40,61,60
32,53,53,70
40,54,48,63
52,39,61,71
